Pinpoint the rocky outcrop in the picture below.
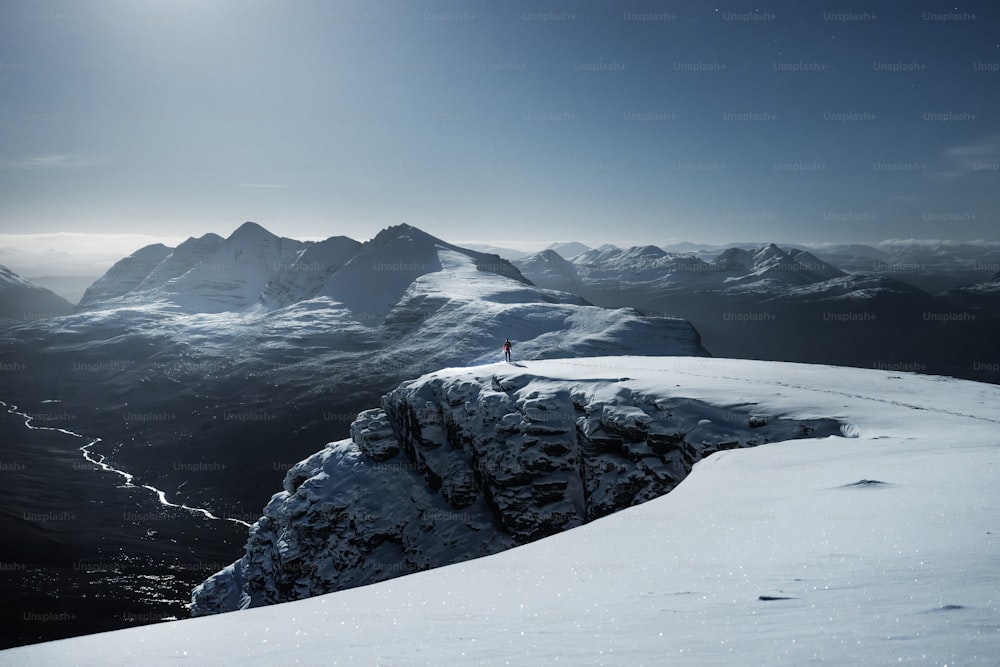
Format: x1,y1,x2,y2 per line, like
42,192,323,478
192,363,843,616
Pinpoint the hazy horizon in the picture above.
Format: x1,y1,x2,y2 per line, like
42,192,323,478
4,225,1000,276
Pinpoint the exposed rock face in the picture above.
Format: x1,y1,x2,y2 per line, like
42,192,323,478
192,363,843,616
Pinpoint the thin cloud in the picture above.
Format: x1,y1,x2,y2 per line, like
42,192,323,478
876,238,1000,249
237,182,293,190
2,153,106,170
936,133,1000,178
0,232,186,255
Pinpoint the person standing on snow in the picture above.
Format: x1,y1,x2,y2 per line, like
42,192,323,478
502,338,512,362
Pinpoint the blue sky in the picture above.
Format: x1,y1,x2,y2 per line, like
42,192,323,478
1,0,998,251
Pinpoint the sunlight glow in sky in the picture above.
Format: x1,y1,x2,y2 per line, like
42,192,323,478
1,0,998,251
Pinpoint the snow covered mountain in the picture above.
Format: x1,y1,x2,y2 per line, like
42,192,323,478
3,224,707,520
166,223,304,312
724,244,846,290
520,242,848,298
78,223,302,312
877,240,1000,273
80,222,537,316
310,224,530,317
821,240,1000,293
191,357,844,616
5,356,998,665
512,249,585,295
0,264,74,321
544,240,591,260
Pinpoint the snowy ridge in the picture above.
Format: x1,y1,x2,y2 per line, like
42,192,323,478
4,356,997,665
77,244,173,306
134,234,225,294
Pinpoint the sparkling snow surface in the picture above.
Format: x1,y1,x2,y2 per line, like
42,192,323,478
2,357,998,666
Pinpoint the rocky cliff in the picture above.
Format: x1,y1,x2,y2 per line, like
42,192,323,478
191,358,844,615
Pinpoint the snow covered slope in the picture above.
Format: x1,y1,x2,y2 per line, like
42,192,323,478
190,358,843,616
133,233,225,294
259,235,361,308
77,243,174,307
314,224,530,318
0,264,74,320
79,223,304,313
165,223,304,312
4,356,996,665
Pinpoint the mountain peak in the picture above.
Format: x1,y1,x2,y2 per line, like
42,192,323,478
370,223,437,247
180,233,225,247
544,241,592,260
538,248,573,264
228,221,277,242
711,247,753,271
629,245,668,259
755,243,787,260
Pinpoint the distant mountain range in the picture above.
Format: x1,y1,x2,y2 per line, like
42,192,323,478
5,226,998,388
514,241,1000,384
